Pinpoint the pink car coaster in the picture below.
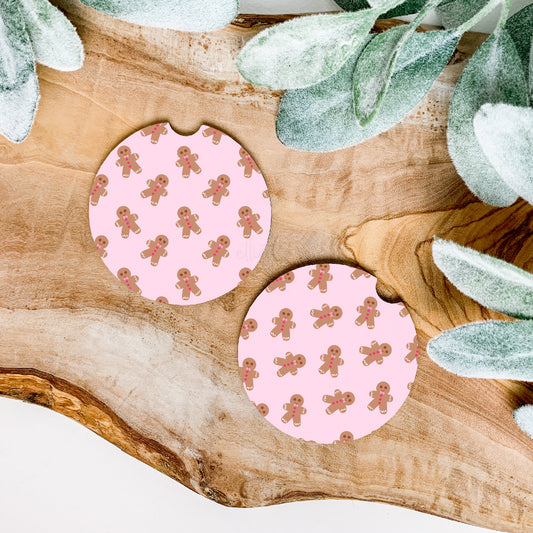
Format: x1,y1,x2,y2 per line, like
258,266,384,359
89,123,271,305
238,264,418,444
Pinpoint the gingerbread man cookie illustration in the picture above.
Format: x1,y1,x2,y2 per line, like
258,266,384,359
176,146,201,178
265,272,295,293
237,206,263,238
240,318,258,340
351,268,371,280
140,174,169,206
175,268,201,301
202,235,230,267
355,296,380,329
262,189,269,199
140,123,168,144
367,382,393,414
254,402,269,417
202,174,230,206
398,303,410,318
310,304,343,329
117,267,141,294
334,431,354,444
270,308,296,341
239,267,251,281
116,145,142,178
274,352,306,377
237,147,261,178
90,174,108,206
281,394,306,427
318,345,344,378
323,390,355,415
140,235,169,266
240,357,259,391
405,335,419,363
307,264,333,293
202,127,224,145
94,235,109,258
155,296,169,304
176,206,201,239
359,341,392,366
115,206,141,239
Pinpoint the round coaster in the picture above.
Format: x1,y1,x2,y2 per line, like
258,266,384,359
238,264,418,443
88,123,271,304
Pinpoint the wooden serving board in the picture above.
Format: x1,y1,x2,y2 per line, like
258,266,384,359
1,3,533,531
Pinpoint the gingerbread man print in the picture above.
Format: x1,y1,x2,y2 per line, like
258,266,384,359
334,431,354,444
240,318,258,340
404,335,419,363
202,235,230,267
202,174,230,206
240,357,259,391
355,296,380,329
254,402,269,417
115,206,141,238
175,268,201,301
90,174,109,206
117,267,141,294
202,127,224,145
323,390,355,415
311,304,343,329
359,341,392,366
265,271,295,293
274,352,306,377
367,382,393,414
140,174,169,206
94,235,109,258
239,267,251,281
281,394,306,427
176,206,201,239
351,268,371,280
176,146,201,178
116,145,142,178
318,345,344,378
156,296,169,304
140,123,168,144
270,308,296,341
307,264,333,293
237,206,263,238
237,147,261,178
140,235,169,266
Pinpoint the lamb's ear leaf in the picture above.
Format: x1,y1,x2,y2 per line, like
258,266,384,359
433,238,533,320
0,0,34,91
505,2,533,90
474,103,533,204
447,30,529,206
427,320,533,380
436,0,493,29
78,0,238,32
514,405,533,439
237,11,378,90
277,29,458,152
334,0,428,17
0,68,39,143
19,0,83,71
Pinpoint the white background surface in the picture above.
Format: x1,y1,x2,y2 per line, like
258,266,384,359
3,1,530,532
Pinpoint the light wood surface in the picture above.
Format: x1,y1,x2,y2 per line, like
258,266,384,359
1,4,533,531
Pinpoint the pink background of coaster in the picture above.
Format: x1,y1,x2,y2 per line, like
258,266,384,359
88,124,271,304
238,264,418,444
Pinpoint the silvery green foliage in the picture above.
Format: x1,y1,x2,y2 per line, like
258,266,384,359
79,0,239,32
334,0,428,17
505,3,533,94
237,11,379,90
433,238,533,319
427,319,533,380
474,103,533,204
514,405,533,439
436,0,494,29
277,30,458,151
446,30,529,207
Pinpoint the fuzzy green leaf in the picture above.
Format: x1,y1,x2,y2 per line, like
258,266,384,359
237,11,379,90
19,0,83,71
334,0,428,17
277,29,458,152
447,30,529,207
514,405,533,439
427,320,533,380
474,103,533,204
0,0,34,91
436,0,492,29
433,238,533,319
0,68,39,143
79,0,238,32
506,3,533,94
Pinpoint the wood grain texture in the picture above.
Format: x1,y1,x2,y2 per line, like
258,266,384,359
1,4,533,531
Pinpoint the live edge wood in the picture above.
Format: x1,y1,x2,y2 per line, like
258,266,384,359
1,4,532,531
